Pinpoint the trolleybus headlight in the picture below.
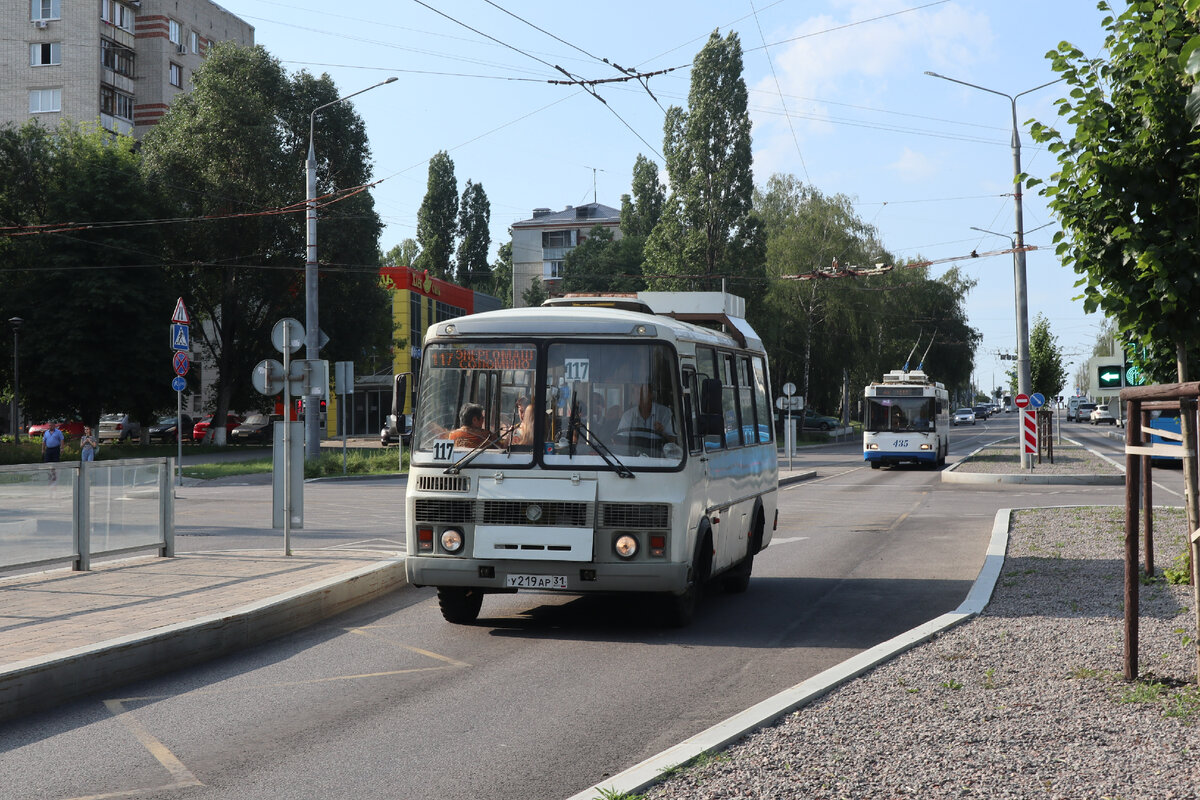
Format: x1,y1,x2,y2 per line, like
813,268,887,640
866,443,879,450
614,534,638,559
920,443,932,450
441,528,464,553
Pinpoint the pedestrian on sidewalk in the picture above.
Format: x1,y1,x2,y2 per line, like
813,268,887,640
41,423,64,463
80,426,98,462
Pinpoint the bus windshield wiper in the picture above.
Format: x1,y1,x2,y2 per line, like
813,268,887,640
569,414,634,479
444,434,497,475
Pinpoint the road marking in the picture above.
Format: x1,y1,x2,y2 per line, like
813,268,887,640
770,536,809,545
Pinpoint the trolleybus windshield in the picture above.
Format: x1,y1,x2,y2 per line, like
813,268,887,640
866,395,938,432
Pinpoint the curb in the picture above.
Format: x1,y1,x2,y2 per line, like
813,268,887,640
565,508,1013,800
0,555,407,724
941,437,1125,485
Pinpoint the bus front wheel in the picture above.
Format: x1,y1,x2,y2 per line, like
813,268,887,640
437,587,484,624
661,533,712,627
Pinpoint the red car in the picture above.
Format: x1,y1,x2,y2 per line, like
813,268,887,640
192,414,242,443
28,420,87,439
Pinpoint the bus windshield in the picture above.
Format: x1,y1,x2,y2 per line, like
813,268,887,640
866,396,937,432
412,340,684,469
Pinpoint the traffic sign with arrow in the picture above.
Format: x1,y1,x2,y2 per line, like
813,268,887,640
1097,366,1122,389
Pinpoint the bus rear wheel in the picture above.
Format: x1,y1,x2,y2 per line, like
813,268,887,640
437,587,483,624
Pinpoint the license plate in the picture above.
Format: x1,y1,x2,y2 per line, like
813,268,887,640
506,574,568,590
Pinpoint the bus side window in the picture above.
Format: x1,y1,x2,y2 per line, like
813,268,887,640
721,353,742,447
699,377,724,450
682,367,701,454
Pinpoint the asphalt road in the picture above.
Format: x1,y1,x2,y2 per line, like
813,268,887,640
0,426,1133,800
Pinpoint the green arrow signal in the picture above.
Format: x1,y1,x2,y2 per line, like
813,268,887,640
1100,370,1119,381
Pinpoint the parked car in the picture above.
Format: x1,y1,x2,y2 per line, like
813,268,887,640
192,414,242,443
800,408,840,431
953,408,976,426
380,414,413,447
1089,404,1116,425
98,413,141,443
972,405,991,420
1075,401,1097,422
230,413,277,444
146,414,194,443
27,419,86,439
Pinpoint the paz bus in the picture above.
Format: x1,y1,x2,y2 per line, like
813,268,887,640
404,292,779,626
863,369,950,468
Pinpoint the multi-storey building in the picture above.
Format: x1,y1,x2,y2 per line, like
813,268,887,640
510,202,621,306
1,0,252,137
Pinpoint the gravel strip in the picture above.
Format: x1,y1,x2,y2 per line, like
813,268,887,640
954,439,1122,476
643,507,1200,799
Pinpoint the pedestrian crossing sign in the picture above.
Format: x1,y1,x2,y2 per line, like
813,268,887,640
171,323,190,351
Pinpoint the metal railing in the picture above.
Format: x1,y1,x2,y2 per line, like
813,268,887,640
0,457,174,574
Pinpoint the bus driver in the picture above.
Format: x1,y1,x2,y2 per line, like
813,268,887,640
616,384,677,444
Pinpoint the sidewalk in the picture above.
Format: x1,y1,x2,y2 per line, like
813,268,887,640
0,460,815,725
0,478,406,724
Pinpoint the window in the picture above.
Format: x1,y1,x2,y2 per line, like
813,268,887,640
168,19,181,44
169,62,182,87
29,88,61,113
100,86,134,120
541,229,575,248
30,42,60,66
543,261,563,280
100,1,134,29
101,40,135,77
190,31,199,55
32,0,60,21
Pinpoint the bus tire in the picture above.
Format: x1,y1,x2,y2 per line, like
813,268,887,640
661,530,712,627
870,461,881,469
437,587,483,624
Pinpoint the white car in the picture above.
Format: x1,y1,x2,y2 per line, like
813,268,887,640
953,408,976,426
1089,404,1116,425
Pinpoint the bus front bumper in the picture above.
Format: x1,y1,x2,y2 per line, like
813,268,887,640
406,556,691,595
864,451,937,465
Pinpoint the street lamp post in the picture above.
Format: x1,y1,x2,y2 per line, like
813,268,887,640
8,317,21,442
305,76,396,458
926,71,1061,467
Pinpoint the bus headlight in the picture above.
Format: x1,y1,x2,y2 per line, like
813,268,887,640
614,534,638,559
919,443,932,450
866,443,879,450
441,528,464,553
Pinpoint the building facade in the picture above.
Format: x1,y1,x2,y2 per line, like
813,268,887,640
510,202,621,307
1,0,252,137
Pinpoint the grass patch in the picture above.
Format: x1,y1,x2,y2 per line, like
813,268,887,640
179,449,408,480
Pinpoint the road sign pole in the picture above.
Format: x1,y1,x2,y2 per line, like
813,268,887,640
282,320,292,557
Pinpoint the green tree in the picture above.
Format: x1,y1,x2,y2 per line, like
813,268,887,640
620,154,664,237
644,31,764,294
490,240,513,308
1029,0,1200,536
382,238,420,267
140,43,389,432
414,151,458,280
1029,314,1067,401
560,226,645,293
455,180,491,288
522,277,547,308
0,122,173,428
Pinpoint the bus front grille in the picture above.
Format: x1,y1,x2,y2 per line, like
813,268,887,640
416,475,471,492
482,501,590,527
414,499,475,523
601,503,670,530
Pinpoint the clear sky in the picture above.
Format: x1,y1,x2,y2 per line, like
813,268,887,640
212,0,1112,396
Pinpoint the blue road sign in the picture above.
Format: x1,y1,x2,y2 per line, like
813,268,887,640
1030,392,1045,408
171,323,190,351
172,376,187,392
173,351,189,376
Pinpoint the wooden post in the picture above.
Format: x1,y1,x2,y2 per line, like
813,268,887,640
1141,407,1153,576
1124,398,1142,681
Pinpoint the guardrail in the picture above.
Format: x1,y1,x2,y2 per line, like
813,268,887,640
0,458,174,574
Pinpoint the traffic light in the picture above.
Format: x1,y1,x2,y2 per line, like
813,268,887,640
319,399,327,414
1097,365,1122,390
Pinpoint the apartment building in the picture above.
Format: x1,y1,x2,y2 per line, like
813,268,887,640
1,0,252,137
510,202,621,306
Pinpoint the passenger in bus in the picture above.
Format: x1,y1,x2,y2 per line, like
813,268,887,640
503,397,535,446
449,403,494,448
616,384,677,443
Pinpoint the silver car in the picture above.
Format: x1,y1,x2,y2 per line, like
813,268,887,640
98,412,141,443
953,408,976,426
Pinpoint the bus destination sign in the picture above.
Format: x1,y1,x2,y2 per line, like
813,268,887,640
428,346,535,371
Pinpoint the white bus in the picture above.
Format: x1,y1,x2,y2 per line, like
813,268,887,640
863,369,950,469
404,292,779,626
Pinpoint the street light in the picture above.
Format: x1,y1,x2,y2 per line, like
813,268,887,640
8,317,21,442
305,75,397,458
926,71,1062,467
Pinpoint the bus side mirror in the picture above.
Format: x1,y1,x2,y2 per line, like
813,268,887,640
700,377,722,415
698,413,723,436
